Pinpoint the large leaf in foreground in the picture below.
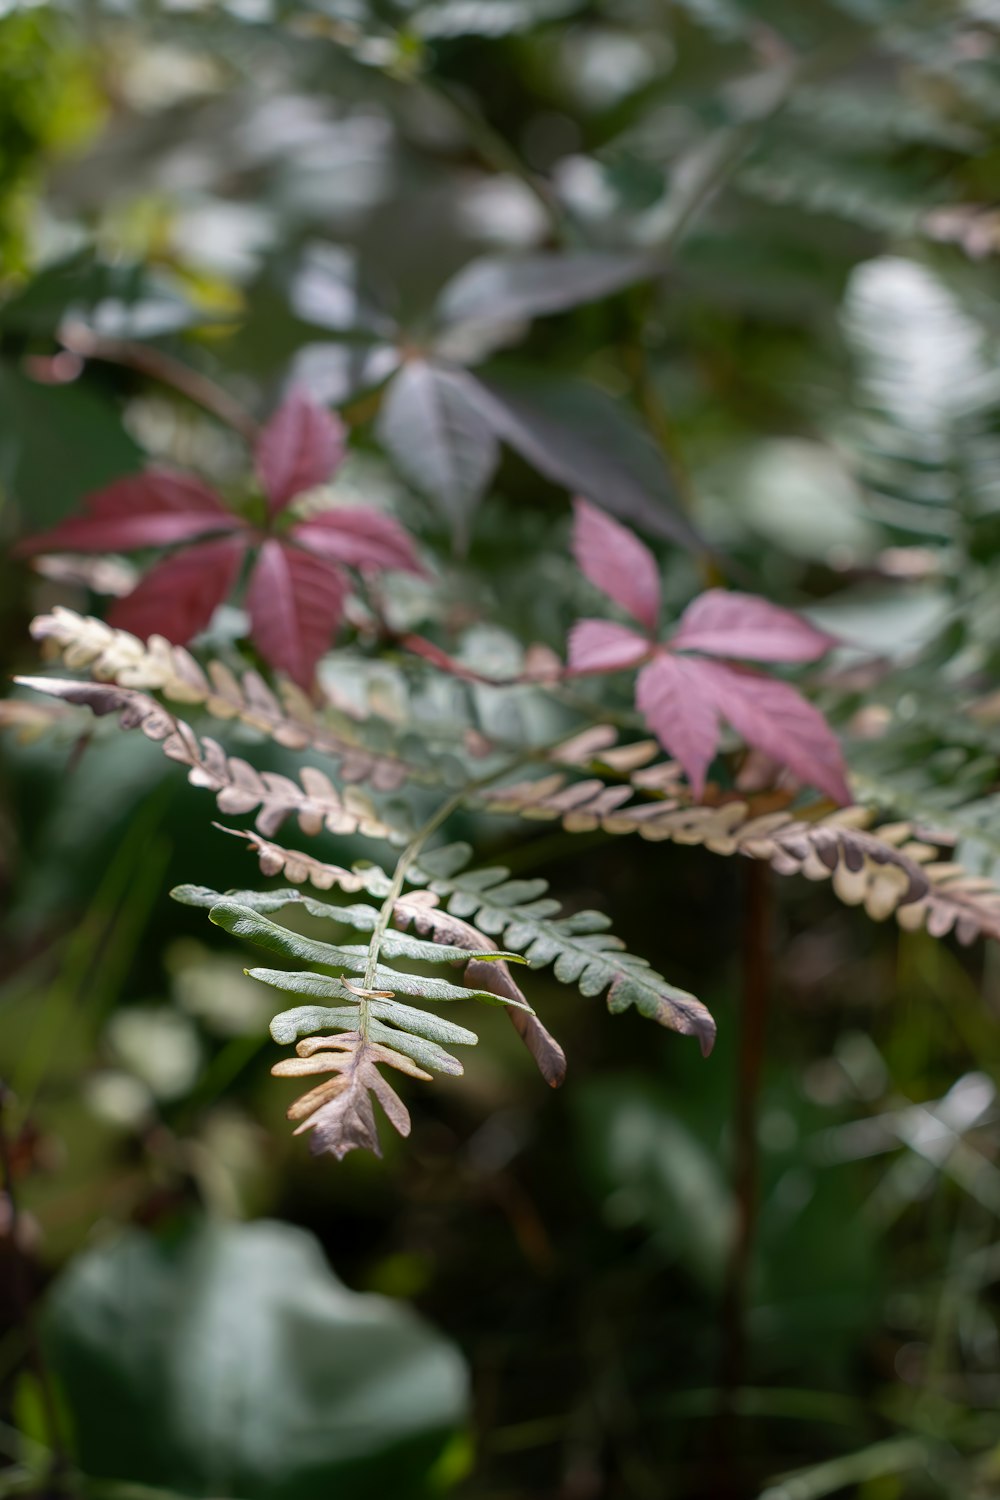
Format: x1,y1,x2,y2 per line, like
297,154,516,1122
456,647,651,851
44,1218,469,1499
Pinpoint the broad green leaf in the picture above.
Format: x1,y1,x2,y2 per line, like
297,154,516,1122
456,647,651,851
434,251,652,330
376,360,499,544
464,365,704,551
43,1218,469,1499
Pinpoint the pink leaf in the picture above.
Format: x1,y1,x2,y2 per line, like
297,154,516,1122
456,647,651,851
636,653,720,799
16,471,240,555
572,497,661,632
247,539,347,687
568,619,650,673
255,389,346,515
694,659,851,804
671,589,837,663
108,536,248,644
293,506,424,575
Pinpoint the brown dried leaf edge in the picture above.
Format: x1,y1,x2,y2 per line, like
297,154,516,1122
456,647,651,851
15,677,404,845
28,607,416,791
482,726,1000,947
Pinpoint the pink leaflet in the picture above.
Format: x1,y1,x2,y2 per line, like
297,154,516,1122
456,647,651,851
571,497,661,633
636,653,720,800
693,659,851,804
294,506,424,575
247,539,348,687
255,389,346,515
108,535,248,644
568,619,651,674
16,470,241,555
671,589,836,663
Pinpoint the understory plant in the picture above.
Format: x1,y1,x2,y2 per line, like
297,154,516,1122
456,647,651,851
13,400,1000,1161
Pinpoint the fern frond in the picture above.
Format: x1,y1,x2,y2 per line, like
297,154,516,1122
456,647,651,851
214,824,716,1056
170,886,532,1159
15,677,405,845
842,257,1000,544
198,828,568,1086
482,757,1000,946
410,842,716,1052
29,608,418,792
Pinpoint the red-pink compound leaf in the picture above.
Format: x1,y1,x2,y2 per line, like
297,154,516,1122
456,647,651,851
294,506,424,574
571,497,661,633
568,619,651,674
247,540,348,687
671,589,836,663
636,653,720,799
255,389,346,515
16,471,241,555
692,659,851,804
108,536,249,644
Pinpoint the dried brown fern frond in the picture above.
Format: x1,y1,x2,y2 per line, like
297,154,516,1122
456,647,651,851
272,1028,428,1160
29,607,416,791
480,749,1000,946
16,678,404,845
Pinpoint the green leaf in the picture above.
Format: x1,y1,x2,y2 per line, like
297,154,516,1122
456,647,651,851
208,897,494,968
43,1218,469,1499
270,1002,478,1048
209,900,371,971
464,365,704,551
183,885,520,962
376,360,499,544
249,964,530,1007
411,845,715,1053
434,251,652,330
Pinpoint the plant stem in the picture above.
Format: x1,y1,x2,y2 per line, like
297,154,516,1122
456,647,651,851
58,321,259,443
360,789,465,1007
720,863,773,1393
358,732,582,1021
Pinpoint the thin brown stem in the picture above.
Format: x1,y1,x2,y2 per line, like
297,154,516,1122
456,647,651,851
722,862,772,1391
708,861,772,1496
59,321,259,444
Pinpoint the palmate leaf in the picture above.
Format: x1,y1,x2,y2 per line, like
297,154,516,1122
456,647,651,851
567,503,848,803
